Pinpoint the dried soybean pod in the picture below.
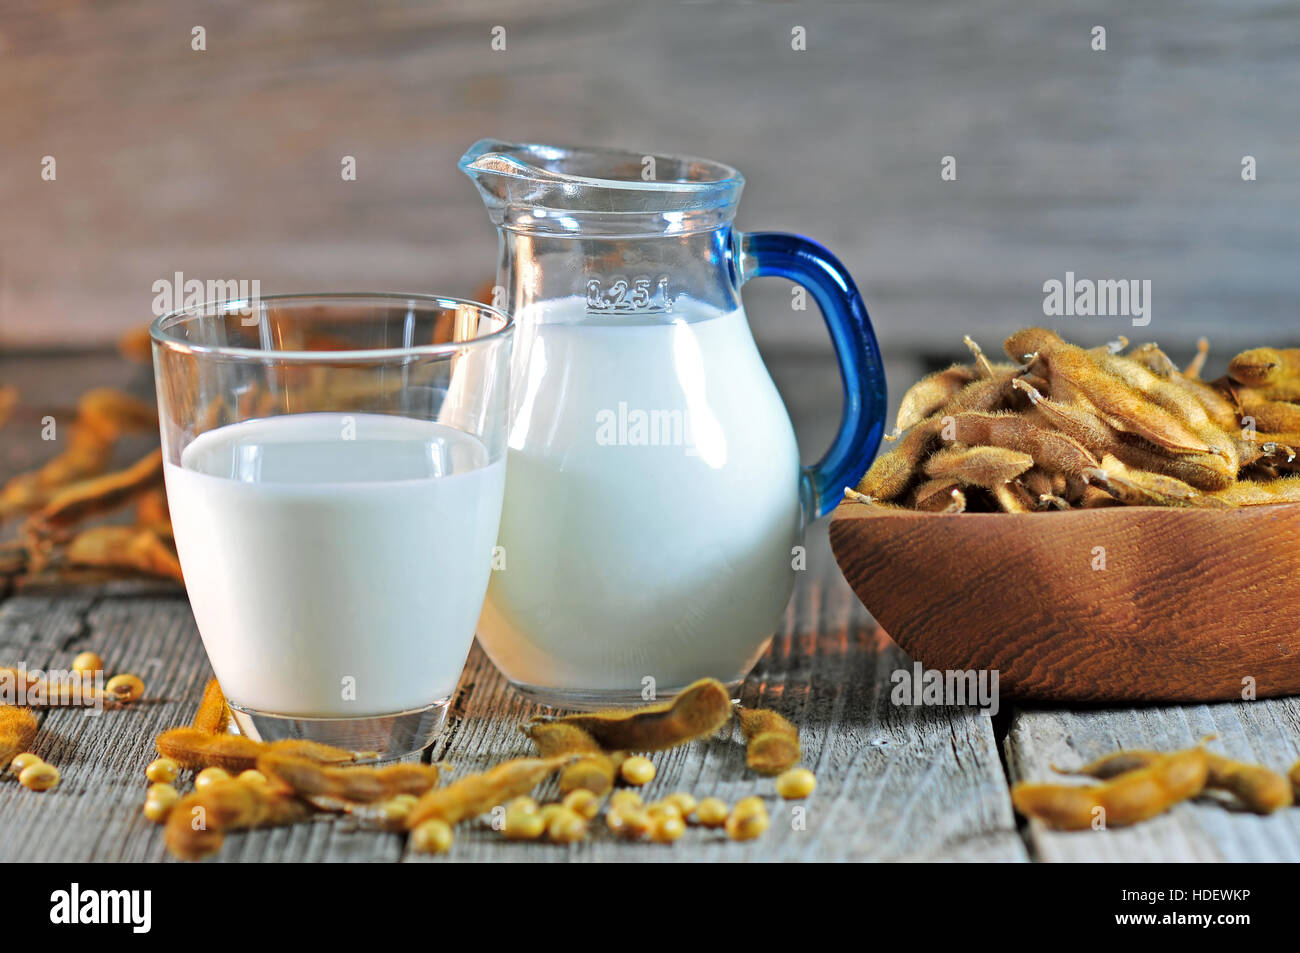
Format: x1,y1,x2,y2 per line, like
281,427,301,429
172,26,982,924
1239,381,1300,403
1011,748,1208,830
405,756,570,828
946,411,1099,479
76,388,158,441
1129,343,1178,378
1203,753,1293,814
0,706,38,769
1227,347,1300,386
1172,375,1240,432
155,727,359,773
27,449,165,531
1068,747,1292,814
856,423,935,501
1007,328,1215,454
871,373,1019,496
64,525,184,581
1184,338,1209,380
1093,351,1238,466
1125,343,1239,432
1210,477,1300,505
1013,379,1115,452
1236,397,1300,434
910,479,963,513
992,480,1037,513
890,364,979,438
192,678,229,734
1004,327,1066,365
1086,455,1227,508
737,707,801,776
1227,357,1268,388
522,721,621,795
935,367,1019,416
923,445,1033,488
1020,467,1054,500
1109,439,1236,494
0,424,111,509
529,678,733,752
257,752,440,805
1013,379,1234,491
1048,349,1215,455
164,776,313,861
155,729,268,772
523,721,601,757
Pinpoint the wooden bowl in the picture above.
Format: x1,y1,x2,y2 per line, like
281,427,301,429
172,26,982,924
829,500,1300,704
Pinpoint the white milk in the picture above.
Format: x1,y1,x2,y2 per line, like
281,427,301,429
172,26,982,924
165,413,505,718
477,300,801,694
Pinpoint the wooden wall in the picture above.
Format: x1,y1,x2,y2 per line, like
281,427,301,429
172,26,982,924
1,0,1297,360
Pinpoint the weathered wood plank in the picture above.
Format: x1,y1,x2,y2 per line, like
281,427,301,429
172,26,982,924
0,593,409,863
0,495,1025,862
1006,703,1300,862
1,349,974,863
404,549,1027,863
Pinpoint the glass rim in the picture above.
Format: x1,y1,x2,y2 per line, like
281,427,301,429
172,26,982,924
149,292,513,363
460,139,745,205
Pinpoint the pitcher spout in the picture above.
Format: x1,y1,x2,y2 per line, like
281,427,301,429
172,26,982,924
459,139,744,236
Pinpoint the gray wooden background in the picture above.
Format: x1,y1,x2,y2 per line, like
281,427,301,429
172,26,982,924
2,0,1297,367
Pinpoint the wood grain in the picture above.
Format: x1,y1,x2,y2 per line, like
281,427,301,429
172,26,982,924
829,501,1300,703
0,544,1026,862
405,552,1026,863
0,591,405,863
1006,702,1300,862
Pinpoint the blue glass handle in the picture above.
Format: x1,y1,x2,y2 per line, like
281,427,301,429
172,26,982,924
738,231,887,519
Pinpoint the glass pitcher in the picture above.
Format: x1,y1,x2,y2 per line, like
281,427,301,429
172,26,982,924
460,140,887,707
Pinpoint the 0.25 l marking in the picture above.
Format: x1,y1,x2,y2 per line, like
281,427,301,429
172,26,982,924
585,275,675,315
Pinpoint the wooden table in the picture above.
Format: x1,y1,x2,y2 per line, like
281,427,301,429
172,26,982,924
3,352,1299,863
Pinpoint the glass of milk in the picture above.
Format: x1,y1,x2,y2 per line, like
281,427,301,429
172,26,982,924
151,294,512,758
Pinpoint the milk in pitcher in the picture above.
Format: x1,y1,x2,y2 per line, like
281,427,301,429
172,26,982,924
476,297,801,698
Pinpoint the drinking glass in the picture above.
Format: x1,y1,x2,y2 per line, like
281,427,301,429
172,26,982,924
151,293,512,758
